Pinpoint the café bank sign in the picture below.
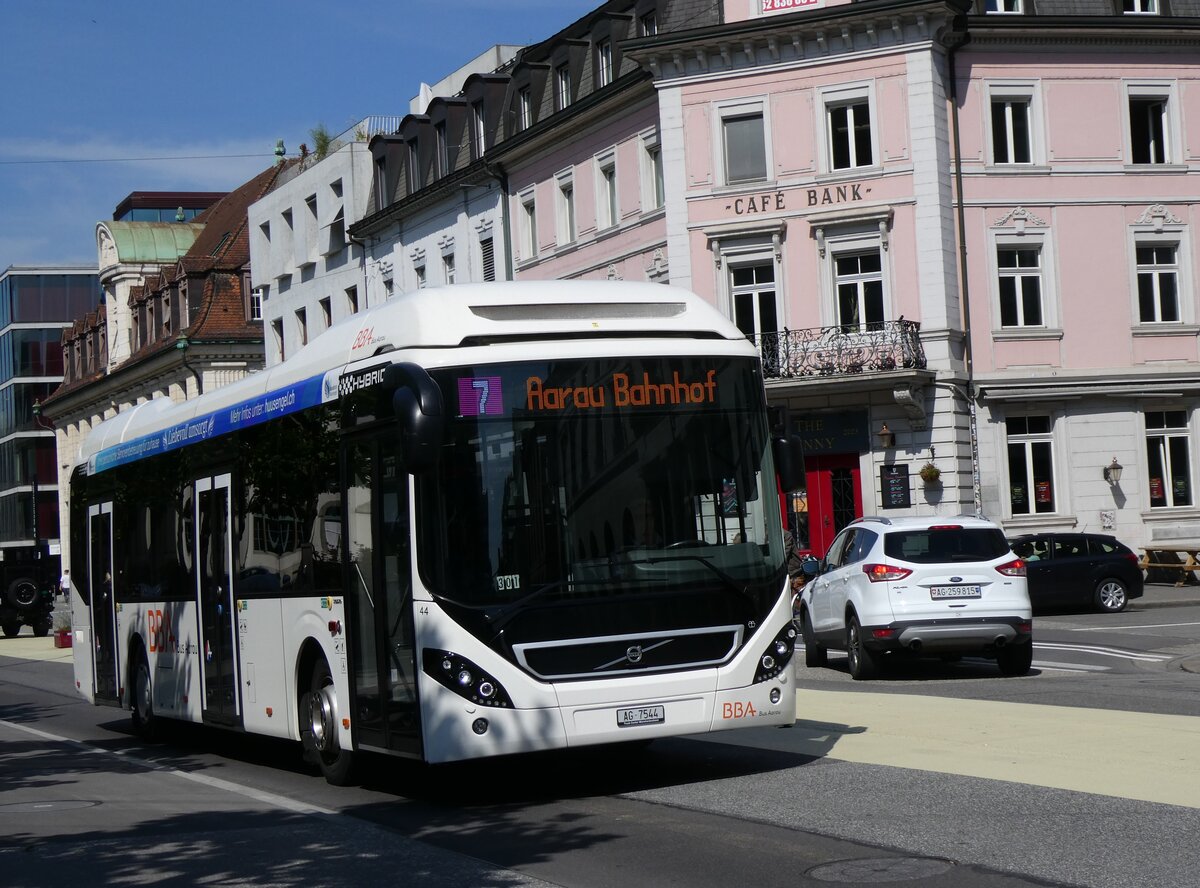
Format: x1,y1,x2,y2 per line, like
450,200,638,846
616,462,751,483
761,0,826,13
727,182,871,217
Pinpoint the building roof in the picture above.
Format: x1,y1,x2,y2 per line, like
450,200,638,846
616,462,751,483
97,222,205,265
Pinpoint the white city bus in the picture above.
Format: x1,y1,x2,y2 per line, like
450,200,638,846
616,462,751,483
68,281,802,783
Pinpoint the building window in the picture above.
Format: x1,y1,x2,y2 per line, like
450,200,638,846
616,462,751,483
556,172,576,245
435,122,448,178
596,40,613,88
415,264,427,289
518,87,532,130
641,129,664,211
991,98,1032,164
480,236,496,282
1007,416,1055,515
295,308,308,347
1129,94,1170,164
345,285,359,315
1124,0,1158,13
555,63,572,111
596,152,618,230
1146,410,1191,507
730,260,779,375
520,191,538,261
272,318,285,362
249,287,265,321
1136,243,1179,323
374,157,389,210
471,102,485,159
407,141,420,191
444,253,456,284
721,107,767,184
835,249,885,331
383,278,394,300
319,296,331,330
985,0,1023,11
640,12,658,35
827,99,873,170
998,246,1043,327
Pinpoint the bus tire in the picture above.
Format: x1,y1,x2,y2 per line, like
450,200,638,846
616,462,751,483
131,649,161,741
301,657,357,786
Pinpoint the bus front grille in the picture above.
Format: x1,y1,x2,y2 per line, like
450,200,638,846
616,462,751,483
512,625,744,681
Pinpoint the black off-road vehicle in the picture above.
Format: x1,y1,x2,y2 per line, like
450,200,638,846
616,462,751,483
0,576,54,637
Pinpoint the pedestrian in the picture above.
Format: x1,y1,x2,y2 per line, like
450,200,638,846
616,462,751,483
59,568,70,599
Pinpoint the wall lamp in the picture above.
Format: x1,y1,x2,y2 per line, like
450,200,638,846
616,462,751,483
876,423,895,449
1103,457,1123,485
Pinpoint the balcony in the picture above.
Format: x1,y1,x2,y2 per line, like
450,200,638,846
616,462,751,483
750,320,927,380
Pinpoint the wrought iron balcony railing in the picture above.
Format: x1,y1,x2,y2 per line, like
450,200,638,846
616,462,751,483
749,319,926,380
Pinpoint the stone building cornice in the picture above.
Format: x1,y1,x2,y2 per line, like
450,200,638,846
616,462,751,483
622,0,971,83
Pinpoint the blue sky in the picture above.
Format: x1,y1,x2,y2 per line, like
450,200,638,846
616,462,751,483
0,0,598,268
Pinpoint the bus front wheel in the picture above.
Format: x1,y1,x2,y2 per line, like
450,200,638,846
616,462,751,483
301,658,357,786
131,650,160,741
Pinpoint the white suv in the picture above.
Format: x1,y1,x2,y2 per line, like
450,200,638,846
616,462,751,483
797,516,1031,679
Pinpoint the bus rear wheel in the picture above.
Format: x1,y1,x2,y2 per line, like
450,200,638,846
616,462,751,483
131,650,160,741
301,658,356,786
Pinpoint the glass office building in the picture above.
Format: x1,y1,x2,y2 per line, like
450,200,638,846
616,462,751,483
0,267,99,584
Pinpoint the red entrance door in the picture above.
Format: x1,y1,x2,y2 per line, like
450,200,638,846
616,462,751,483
799,453,863,557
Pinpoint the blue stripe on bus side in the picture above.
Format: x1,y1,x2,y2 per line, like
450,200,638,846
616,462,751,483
90,373,329,474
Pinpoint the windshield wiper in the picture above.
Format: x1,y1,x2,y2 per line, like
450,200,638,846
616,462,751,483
636,553,759,610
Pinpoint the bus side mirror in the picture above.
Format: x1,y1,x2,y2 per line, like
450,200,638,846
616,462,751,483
773,434,806,493
386,363,444,473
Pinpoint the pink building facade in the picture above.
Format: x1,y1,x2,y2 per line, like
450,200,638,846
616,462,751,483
618,0,1200,555
345,0,1200,555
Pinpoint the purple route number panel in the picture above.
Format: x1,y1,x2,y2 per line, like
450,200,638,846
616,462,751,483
458,376,504,417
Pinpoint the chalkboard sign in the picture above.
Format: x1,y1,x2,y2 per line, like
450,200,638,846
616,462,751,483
880,464,910,510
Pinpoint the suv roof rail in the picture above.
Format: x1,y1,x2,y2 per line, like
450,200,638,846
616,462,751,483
853,515,892,525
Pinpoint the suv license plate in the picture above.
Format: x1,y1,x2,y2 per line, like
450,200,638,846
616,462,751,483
617,705,665,727
930,584,982,600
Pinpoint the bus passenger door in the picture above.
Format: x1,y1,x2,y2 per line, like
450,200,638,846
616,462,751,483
88,502,119,705
343,438,420,757
194,474,240,723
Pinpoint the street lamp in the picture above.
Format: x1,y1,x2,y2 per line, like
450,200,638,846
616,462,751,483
1103,456,1124,485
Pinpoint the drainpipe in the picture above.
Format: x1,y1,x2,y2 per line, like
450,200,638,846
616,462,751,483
947,30,983,517
481,159,514,281
175,333,203,397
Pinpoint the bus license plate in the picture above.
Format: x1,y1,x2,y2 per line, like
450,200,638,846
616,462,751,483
617,705,665,727
930,584,982,600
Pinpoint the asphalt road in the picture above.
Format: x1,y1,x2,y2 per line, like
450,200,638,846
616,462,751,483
2,588,1199,888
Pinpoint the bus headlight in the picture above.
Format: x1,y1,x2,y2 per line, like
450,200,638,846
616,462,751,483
423,649,513,708
753,622,797,683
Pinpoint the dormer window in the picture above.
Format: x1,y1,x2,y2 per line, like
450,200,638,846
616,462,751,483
596,40,613,88
471,101,486,158
407,140,420,192
1124,0,1158,12
435,122,448,177
518,87,532,130
555,64,571,111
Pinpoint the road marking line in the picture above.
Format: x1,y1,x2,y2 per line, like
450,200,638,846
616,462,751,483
0,718,337,817
1034,642,1172,661
1071,621,1200,631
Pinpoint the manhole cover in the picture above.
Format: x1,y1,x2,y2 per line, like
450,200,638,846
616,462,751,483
808,856,955,883
0,800,99,814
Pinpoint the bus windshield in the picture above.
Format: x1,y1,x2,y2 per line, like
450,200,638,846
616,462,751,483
417,356,785,632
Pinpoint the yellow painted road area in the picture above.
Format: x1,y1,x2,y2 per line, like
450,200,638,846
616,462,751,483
794,689,1200,809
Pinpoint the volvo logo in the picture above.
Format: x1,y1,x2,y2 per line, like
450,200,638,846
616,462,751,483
625,645,644,664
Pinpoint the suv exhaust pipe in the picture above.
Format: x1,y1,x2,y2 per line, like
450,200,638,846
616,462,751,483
908,639,923,653
993,635,1007,648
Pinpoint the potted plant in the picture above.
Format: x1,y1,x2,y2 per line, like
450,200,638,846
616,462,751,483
919,462,941,485
52,608,72,649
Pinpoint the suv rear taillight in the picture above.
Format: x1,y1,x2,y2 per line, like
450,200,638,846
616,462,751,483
996,558,1026,577
863,563,913,582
